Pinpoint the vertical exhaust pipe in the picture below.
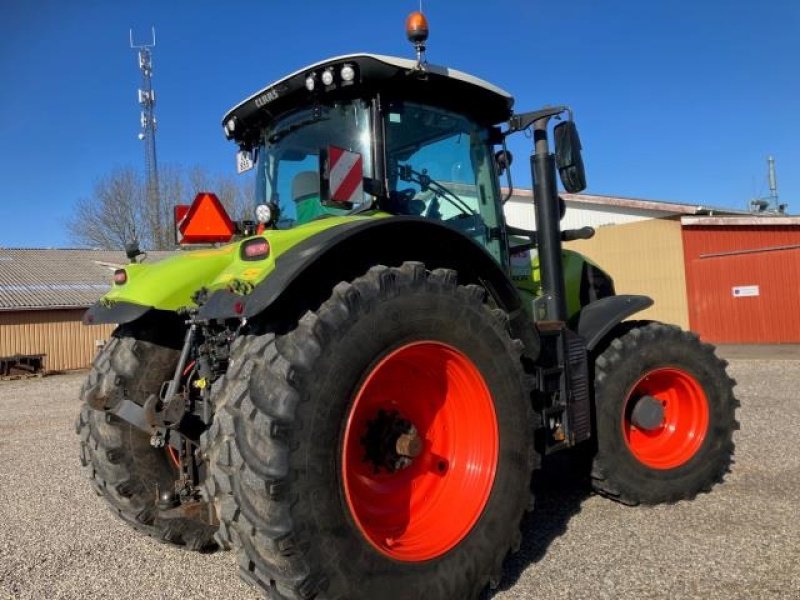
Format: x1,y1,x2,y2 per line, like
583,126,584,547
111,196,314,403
531,117,567,322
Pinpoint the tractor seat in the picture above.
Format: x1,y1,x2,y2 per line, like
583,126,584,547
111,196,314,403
292,170,347,225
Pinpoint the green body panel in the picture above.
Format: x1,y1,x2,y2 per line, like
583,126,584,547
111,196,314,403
102,214,385,311
102,212,599,322
511,247,597,321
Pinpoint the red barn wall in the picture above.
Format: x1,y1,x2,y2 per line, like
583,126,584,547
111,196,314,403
682,225,800,343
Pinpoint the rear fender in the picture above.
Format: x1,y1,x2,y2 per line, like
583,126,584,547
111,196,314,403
84,300,151,326
200,217,540,358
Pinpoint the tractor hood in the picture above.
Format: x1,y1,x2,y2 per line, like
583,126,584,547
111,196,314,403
84,215,378,325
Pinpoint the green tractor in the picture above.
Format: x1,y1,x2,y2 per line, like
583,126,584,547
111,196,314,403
77,13,737,599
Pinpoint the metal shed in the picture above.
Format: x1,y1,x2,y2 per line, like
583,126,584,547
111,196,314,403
565,218,691,329
0,249,170,372
681,216,800,343
507,191,746,329
504,190,738,231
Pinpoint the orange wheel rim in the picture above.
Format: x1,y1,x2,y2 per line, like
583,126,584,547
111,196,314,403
623,368,709,470
342,341,498,561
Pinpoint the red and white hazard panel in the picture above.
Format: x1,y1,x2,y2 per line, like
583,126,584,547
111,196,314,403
327,146,364,204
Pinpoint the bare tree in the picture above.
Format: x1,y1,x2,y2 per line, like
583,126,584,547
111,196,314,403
186,166,253,221
69,165,254,250
68,167,146,249
152,163,190,250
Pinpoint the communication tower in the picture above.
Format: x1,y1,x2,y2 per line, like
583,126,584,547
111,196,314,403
130,28,160,218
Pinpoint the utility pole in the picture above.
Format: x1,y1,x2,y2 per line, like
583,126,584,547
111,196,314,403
130,28,160,242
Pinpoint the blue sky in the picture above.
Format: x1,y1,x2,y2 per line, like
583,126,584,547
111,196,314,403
1,0,798,247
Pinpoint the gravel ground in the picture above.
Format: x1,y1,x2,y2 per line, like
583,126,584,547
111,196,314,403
1,358,798,600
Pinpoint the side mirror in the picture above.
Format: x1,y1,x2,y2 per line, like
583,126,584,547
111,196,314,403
320,145,364,207
553,121,586,193
494,150,513,176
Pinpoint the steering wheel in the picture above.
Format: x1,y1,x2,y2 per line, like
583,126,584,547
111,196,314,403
388,188,425,216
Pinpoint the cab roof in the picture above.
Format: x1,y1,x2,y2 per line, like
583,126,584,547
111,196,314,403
222,53,514,148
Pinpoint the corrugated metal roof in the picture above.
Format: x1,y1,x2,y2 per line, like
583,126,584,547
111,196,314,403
0,249,174,311
681,215,800,226
506,189,749,216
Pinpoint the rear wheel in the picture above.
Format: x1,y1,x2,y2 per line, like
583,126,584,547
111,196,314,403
590,322,738,505
76,329,217,551
203,262,537,599
343,341,499,561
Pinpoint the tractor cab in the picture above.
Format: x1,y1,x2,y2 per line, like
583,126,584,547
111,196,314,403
216,17,597,319
222,51,515,263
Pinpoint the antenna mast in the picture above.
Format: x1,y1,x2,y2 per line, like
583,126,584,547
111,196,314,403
767,155,779,210
130,27,160,228
750,155,787,214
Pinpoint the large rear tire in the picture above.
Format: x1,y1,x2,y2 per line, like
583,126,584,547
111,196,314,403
76,329,217,551
590,322,738,505
203,262,537,599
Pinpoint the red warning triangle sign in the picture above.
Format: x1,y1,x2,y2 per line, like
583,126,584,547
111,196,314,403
179,192,236,244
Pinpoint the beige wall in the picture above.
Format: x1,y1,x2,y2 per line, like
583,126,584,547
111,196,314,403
0,309,114,372
565,218,690,329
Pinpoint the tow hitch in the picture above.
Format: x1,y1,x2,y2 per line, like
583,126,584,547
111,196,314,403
98,309,228,449
91,308,234,524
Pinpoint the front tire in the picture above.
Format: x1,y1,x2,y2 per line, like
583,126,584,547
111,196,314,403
591,322,738,505
203,262,537,599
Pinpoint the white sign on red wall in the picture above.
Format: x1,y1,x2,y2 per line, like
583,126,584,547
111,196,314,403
732,285,760,298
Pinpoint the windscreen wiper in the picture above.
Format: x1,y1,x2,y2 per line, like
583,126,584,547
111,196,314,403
398,165,475,216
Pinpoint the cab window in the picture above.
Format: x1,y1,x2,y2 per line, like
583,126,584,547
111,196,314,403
384,102,503,263
255,100,373,228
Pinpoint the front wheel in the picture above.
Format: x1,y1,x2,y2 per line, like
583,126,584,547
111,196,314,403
203,262,538,599
591,322,738,505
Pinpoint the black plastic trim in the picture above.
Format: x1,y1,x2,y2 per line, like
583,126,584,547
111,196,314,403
573,295,654,351
83,301,151,325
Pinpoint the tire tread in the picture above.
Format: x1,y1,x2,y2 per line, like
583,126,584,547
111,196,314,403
203,262,538,599
591,322,738,505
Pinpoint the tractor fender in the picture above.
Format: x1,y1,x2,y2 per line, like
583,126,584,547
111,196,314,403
83,303,187,344
199,216,540,358
84,300,151,326
573,294,654,352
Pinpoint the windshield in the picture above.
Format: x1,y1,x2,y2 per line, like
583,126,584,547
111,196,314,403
384,102,504,263
255,100,373,228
